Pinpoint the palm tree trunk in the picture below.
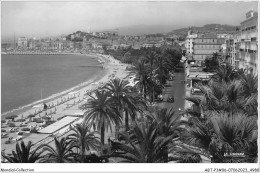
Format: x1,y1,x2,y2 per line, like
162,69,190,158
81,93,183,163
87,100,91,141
101,123,105,145
81,144,85,162
144,84,147,99
125,108,129,131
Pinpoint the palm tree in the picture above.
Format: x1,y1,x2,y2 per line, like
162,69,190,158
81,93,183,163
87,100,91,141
104,78,145,131
130,59,152,98
67,121,101,162
81,90,122,145
2,140,43,163
148,106,184,137
143,50,158,69
40,137,76,163
240,73,258,99
110,121,173,163
186,80,246,116
211,63,238,83
154,54,171,85
168,141,203,163
185,111,258,163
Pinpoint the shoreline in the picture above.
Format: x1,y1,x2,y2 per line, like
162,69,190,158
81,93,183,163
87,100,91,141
1,53,129,155
1,53,115,119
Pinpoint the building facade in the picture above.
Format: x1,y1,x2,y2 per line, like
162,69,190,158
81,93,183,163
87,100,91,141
225,34,240,69
185,29,198,55
239,10,258,74
17,37,28,49
193,35,224,66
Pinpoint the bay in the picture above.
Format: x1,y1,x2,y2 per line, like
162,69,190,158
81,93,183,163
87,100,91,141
1,54,102,113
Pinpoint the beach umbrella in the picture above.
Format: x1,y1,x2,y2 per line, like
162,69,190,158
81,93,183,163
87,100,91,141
1,119,6,123
21,127,30,132
1,129,6,132
16,118,26,122
8,123,16,127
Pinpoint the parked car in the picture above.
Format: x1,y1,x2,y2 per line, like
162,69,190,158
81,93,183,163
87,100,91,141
191,88,202,95
167,96,175,103
156,94,163,102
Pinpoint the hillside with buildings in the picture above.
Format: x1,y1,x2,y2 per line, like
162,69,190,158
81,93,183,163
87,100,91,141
169,24,240,38
183,10,257,75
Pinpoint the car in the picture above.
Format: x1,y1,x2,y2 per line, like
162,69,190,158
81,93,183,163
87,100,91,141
155,95,163,102
167,96,175,103
191,88,202,95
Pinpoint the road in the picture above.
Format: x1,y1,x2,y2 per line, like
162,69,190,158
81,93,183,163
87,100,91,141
157,71,186,111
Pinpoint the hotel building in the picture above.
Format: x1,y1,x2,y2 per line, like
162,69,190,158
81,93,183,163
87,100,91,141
193,34,224,66
185,29,198,55
17,37,28,49
225,34,241,69
239,10,258,74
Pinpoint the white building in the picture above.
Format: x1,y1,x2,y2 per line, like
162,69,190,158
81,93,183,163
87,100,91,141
17,37,28,49
185,29,198,55
239,10,258,75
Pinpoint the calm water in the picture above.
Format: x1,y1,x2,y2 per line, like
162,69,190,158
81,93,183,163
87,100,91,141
1,54,102,113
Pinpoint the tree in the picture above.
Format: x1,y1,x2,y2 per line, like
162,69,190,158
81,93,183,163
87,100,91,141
204,55,219,72
40,137,76,163
240,73,258,98
185,111,258,163
148,106,184,137
2,141,43,163
130,59,152,98
81,90,122,145
211,63,238,83
67,121,101,162
110,121,173,163
168,141,203,163
186,80,245,116
104,78,145,131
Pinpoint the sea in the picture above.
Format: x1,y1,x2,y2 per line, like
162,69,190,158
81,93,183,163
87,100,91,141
1,54,103,114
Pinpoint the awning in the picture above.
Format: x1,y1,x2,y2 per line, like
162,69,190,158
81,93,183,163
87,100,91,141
38,116,79,134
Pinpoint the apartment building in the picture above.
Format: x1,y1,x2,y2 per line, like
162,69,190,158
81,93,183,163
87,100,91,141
225,34,240,69
185,29,198,55
193,34,224,66
17,37,28,49
239,10,258,74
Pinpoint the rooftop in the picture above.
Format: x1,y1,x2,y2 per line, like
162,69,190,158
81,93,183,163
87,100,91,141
38,116,79,134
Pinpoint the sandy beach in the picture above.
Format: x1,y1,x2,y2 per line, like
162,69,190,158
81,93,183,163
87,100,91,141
1,53,129,154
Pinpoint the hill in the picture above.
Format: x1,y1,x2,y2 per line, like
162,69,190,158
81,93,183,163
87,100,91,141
169,24,240,37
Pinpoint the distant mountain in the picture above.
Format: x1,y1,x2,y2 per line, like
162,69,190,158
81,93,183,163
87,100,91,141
117,24,176,36
169,24,240,37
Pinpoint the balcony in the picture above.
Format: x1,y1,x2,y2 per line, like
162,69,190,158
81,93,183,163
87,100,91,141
241,30,258,40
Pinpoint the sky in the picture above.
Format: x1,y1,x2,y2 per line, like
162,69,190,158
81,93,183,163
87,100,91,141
1,1,258,41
